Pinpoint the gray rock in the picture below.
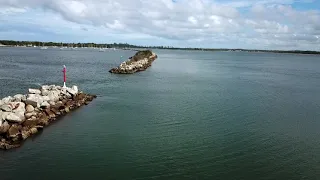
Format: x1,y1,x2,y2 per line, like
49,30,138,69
26,104,34,113
1,104,12,112
6,112,24,123
40,101,50,109
13,94,25,102
29,88,41,94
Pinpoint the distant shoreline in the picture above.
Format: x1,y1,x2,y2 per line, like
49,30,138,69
1,40,320,55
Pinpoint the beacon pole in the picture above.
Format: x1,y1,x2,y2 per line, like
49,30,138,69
62,65,67,88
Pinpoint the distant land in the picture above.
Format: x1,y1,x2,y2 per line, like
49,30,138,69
0,40,319,55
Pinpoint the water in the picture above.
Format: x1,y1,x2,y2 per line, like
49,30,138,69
0,47,319,180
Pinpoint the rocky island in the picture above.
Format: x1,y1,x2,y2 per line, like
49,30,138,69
0,85,96,150
109,50,158,74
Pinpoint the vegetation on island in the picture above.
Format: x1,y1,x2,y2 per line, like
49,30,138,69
131,50,153,61
0,40,319,55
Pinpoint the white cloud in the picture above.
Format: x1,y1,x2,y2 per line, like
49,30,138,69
0,0,319,50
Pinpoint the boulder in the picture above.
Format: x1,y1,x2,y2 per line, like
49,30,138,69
26,104,34,113
2,96,12,104
41,90,49,96
48,101,55,106
13,94,25,102
6,112,24,123
41,85,50,91
29,88,41,94
11,102,25,113
48,91,60,102
8,125,20,138
0,105,12,112
25,113,33,119
45,109,56,118
42,96,50,102
1,112,9,121
40,101,50,109
23,119,39,128
66,87,78,96
72,86,79,94
30,128,38,135
21,130,31,140
0,121,10,134
25,94,44,108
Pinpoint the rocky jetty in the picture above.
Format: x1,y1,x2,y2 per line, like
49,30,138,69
0,85,96,150
109,50,158,74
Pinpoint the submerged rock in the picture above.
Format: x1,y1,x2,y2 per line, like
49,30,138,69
109,50,158,74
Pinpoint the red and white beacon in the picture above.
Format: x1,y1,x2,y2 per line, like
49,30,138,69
62,65,67,88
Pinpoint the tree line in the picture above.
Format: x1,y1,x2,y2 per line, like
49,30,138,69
0,40,319,54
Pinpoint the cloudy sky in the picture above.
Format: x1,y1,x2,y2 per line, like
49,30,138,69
0,0,319,50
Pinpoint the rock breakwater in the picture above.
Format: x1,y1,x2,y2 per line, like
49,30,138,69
0,85,96,150
109,50,158,74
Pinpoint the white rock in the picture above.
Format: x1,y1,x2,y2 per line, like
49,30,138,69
26,104,34,113
25,94,44,108
49,101,55,106
2,96,12,104
13,94,25,102
42,96,50,102
40,101,50,109
72,85,78,94
6,112,24,123
11,102,25,114
1,104,12,112
41,85,50,91
29,88,41,94
41,89,49,96
67,87,77,96
15,111,25,122
1,112,9,121
0,100,3,106
48,91,60,102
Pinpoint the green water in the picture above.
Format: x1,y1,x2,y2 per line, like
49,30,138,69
0,48,319,179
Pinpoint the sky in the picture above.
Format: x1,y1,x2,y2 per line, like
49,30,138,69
0,0,319,50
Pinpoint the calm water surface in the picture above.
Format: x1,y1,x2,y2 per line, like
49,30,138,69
0,47,319,180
